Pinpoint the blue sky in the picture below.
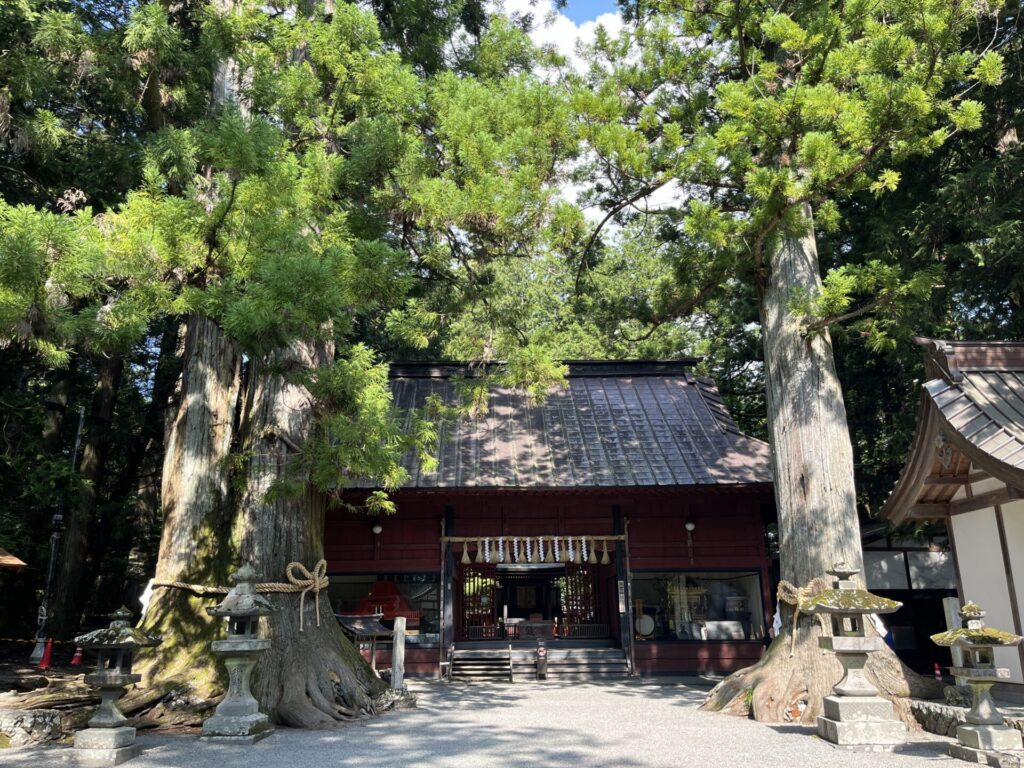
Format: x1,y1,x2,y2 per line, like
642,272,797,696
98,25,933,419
561,0,619,23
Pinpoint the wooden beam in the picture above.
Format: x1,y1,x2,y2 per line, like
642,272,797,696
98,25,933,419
924,476,968,486
908,503,949,519
949,486,1021,516
923,471,991,486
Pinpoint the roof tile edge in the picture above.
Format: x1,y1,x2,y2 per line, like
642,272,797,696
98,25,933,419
387,359,703,379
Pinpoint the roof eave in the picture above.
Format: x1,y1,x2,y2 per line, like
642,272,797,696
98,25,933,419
881,389,943,525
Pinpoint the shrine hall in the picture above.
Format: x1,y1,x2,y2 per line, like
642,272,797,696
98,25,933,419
326,360,776,679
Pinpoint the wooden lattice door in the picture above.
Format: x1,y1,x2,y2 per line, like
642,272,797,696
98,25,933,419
562,563,597,626
459,564,498,640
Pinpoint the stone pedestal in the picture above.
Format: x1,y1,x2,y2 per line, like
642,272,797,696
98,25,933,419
815,635,906,750
817,696,906,750
949,727,1024,766
88,672,137,728
73,725,142,766
201,638,272,743
73,671,144,765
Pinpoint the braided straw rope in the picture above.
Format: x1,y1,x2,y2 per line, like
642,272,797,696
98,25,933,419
776,577,831,657
152,559,329,632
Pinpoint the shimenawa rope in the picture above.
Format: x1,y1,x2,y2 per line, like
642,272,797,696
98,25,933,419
152,559,329,632
776,577,830,656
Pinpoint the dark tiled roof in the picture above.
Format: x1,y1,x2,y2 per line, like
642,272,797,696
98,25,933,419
925,362,1024,473
882,339,1024,523
356,361,771,489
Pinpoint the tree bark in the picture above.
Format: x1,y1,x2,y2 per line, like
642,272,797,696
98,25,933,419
233,340,389,727
50,354,124,638
40,370,72,455
702,205,941,722
135,314,240,696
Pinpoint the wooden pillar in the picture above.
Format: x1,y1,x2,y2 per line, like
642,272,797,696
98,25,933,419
441,506,455,674
613,504,634,675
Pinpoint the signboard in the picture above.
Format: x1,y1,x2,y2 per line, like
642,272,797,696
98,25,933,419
617,580,626,614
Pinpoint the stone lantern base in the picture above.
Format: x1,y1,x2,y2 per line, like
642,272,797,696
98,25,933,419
202,712,272,744
73,726,142,766
817,696,907,750
948,724,1024,764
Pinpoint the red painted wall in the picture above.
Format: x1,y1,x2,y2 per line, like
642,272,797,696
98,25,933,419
624,496,767,570
633,641,765,675
324,497,445,573
328,487,774,677
327,487,770,574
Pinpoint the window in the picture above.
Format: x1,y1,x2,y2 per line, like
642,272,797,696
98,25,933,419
630,571,766,641
329,574,440,646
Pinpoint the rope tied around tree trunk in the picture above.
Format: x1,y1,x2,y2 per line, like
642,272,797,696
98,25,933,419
152,559,330,632
776,577,831,657
284,559,328,631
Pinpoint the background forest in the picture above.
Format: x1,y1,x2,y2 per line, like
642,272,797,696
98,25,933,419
0,0,1021,649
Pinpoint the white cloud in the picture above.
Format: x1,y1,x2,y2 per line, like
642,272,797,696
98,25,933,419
490,0,624,71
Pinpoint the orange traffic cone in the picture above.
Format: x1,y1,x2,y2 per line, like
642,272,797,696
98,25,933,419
37,638,54,670
70,646,83,666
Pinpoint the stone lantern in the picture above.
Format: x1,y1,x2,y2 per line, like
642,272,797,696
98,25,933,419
73,606,161,765
932,602,1024,761
804,563,905,749
202,564,274,743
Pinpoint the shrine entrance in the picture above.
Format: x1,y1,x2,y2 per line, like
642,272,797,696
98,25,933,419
455,562,614,642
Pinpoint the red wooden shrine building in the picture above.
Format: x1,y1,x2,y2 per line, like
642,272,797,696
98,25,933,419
326,361,776,677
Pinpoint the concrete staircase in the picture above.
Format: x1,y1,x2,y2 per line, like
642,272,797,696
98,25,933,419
450,644,629,683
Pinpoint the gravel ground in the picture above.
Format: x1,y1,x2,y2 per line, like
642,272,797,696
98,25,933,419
0,679,960,768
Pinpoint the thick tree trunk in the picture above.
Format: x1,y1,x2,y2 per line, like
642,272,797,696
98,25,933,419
702,205,941,722
50,354,124,638
135,314,240,697
233,340,390,727
40,370,72,455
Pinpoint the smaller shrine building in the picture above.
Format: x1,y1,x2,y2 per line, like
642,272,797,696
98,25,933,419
326,360,776,677
882,338,1024,698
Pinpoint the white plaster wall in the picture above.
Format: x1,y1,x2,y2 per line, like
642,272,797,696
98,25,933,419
950,505,1022,683
971,475,1008,496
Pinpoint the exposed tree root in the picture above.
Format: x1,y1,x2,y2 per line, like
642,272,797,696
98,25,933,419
253,594,400,729
701,611,943,725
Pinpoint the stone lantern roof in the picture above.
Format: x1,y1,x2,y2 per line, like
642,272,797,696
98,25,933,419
802,564,902,616
207,565,273,619
932,604,1023,648
74,606,161,650
803,590,902,615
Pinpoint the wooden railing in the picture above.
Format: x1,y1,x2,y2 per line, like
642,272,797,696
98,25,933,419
559,623,610,639
466,622,610,640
